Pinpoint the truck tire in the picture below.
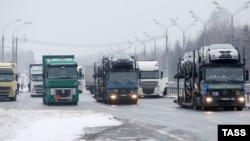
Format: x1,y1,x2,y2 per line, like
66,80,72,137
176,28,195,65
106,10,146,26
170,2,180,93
9,95,16,101
201,105,208,111
236,106,243,111
43,95,47,105
132,100,137,105
193,100,199,110
193,96,200,110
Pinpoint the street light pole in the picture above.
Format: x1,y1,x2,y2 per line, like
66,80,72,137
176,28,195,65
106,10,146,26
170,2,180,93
135,36,146,60
144,32,157,60
189,11,207,46
153,18,176,81
213,0,250,44
12,22,32,72
1,19,21,62
171,19,197,50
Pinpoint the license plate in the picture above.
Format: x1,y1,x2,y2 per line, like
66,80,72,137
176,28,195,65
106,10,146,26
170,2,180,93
120,94,127,96
221,97,230,100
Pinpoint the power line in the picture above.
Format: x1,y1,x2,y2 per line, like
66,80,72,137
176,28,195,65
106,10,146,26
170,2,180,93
18,34,165,48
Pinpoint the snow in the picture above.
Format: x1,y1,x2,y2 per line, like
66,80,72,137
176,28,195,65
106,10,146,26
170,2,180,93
0,108,122,141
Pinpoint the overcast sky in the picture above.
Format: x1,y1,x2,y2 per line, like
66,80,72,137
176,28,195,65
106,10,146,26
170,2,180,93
1,0,250,60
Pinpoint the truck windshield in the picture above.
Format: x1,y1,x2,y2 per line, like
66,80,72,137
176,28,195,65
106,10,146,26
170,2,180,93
0,74,14,82
31,74,43,81
205,67,244,82
48,66,77,79
140,71,159,79
109,72,137,83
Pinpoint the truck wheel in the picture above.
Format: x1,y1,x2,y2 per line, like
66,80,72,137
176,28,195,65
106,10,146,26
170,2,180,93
193,101,199,110
43,95,47,105
132,100,137,105
9,96,16,101
201,105,208,111
236,106,243,111
193,97,200,110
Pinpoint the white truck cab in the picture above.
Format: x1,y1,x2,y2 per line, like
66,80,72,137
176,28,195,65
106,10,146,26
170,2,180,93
137,60,167,98
29,64,43,97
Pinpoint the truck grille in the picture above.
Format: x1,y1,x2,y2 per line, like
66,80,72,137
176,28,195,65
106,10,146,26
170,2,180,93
0,86,11,92
142,88,155,94
34,85,44,93
118,88,131,94
55,89,71,97
208,89,242,96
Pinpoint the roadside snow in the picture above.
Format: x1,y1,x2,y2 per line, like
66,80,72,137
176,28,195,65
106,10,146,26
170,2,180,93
0,108,122,141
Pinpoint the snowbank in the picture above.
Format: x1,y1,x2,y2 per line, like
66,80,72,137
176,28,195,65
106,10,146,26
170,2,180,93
0,108,122,141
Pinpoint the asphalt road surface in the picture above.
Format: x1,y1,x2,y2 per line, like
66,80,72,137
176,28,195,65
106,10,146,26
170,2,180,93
1,90,250,141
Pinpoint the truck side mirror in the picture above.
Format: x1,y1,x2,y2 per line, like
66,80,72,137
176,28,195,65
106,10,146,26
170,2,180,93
79,71,82,78
43,71,46,78
16,74,18,81
161,71,163,79
245,69,249,81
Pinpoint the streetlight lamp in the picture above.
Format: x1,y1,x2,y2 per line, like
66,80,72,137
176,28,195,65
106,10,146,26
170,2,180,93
171,19,197,50
134,36,146,60
153,18,177,81
189,11,207,46
1,19,21,62
12,22,32,72
144,32,157,60
213,0,250,44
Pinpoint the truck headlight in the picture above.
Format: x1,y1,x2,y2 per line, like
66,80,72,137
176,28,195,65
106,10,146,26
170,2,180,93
51,89,56,95
238,97,245,102
72,88,76,95
110,94,117,100
131,94,137,99
206,97,213,103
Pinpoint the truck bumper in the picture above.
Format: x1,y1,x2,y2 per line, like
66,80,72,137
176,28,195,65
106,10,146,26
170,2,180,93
108,93,138,103
46,94,79,103
202,96,246,107
138,86,162,97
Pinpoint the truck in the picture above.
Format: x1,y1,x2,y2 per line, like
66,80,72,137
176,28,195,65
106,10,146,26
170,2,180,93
42,55,80,105
0,62,18,101
29,63,44,97
93,53,139,104
137,60,167,98
84,65,95,94
174,45,249,111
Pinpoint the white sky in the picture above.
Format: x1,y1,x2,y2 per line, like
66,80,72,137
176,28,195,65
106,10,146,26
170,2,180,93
0,108,122,141
1,0,250,60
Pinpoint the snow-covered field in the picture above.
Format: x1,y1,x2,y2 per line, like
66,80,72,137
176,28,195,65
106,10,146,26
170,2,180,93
0,108,122,141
